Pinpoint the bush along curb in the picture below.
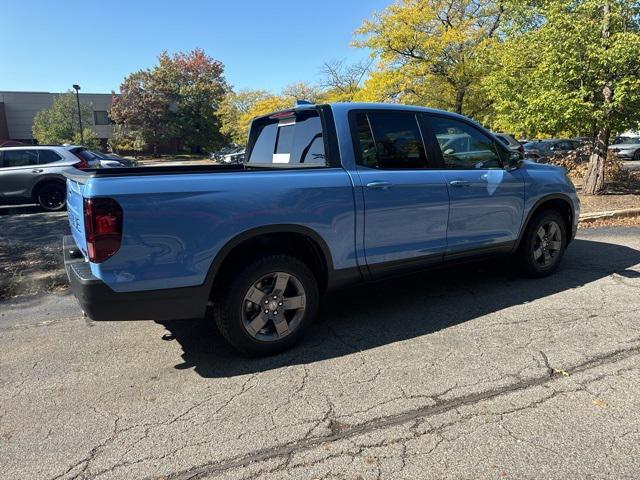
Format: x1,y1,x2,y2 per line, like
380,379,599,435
579,207,640,223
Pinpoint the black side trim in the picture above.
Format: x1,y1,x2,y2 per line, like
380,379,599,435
444,241,514,261
513,194,576,251
367,253,443,279
64,236,207,321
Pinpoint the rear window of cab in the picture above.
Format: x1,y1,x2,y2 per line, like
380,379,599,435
247,110,326,166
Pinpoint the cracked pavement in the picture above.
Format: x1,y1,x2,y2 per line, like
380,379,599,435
1,227,639,479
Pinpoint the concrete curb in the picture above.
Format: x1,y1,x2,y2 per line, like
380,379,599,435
579,207,640,223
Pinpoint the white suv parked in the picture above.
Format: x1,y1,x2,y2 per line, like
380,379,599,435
0,145,99,211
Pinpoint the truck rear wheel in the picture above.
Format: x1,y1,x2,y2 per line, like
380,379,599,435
213,254,319,356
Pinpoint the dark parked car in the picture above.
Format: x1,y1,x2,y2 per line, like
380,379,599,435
523,139,581,163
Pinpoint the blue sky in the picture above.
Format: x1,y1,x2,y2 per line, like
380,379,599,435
0,0,390,94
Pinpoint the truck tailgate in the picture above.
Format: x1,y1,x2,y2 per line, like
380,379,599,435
66,177,88,257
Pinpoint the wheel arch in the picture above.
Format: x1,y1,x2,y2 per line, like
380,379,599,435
30,175,66,202
205,225,335,294
514,194,575,251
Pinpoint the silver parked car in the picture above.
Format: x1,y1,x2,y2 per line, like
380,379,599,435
0,145,99,211
609,136,640,161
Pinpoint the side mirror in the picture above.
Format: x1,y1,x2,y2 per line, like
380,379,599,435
506,151,522,170
443,148,455,156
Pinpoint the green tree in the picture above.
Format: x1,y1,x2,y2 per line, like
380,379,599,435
218,89,271,145
108,124,146,153
32,92,100,148
486,0,640,194
354,0,506,117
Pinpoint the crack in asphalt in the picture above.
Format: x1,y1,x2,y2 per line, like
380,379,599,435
160,342,640,480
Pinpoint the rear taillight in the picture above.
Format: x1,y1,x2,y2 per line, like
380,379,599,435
73,152,90,169
84,198,123,263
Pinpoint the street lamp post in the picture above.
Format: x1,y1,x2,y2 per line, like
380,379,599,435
72,84,84,144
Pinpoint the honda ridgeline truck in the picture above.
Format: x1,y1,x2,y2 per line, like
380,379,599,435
63,103,579,355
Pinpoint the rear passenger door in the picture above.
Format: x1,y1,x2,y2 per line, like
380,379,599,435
351,110,449,277
423,114,524,255
0,149,41,199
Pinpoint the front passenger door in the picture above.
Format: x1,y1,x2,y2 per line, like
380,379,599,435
423,115,524,254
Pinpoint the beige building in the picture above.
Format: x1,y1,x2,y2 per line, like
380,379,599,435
0,91,114,146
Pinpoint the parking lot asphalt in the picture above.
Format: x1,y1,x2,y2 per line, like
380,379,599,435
1,227,639,479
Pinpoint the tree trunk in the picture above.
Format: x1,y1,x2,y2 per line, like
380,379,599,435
583,126,610,195
454,89,465,115
583,2,612,196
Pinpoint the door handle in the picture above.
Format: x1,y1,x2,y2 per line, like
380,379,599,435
449,180,471,187
31,169,44,173
366,181,392,190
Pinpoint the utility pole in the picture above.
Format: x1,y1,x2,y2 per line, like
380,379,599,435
72,84,84,144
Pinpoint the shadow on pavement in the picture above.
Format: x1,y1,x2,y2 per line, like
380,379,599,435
0,206,68,246
158,238,640,378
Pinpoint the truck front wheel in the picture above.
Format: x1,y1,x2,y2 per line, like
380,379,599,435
517,209,567,277
213,255,319,356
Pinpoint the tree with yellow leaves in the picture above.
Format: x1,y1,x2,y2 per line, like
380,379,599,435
354,0,505,118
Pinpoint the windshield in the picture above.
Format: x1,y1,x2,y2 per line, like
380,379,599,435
619,137,640,145
246,110,326,166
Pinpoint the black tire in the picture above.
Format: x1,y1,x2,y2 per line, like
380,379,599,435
213,254,319,356
634,150,640,161
517,209,567,277
36,183,66,212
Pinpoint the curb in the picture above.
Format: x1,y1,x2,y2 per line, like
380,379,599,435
579,207,640,223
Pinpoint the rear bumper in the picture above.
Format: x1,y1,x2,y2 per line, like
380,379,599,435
63,235,208,321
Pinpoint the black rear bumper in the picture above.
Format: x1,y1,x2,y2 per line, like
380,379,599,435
63,235,208,321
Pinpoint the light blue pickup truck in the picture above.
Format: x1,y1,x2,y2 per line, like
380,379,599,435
63,103,579,355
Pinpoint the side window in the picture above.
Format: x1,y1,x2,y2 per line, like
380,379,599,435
247,111,326,165
2,149,39,167
38,150,62,164
429,117,502,169
354,112,428,169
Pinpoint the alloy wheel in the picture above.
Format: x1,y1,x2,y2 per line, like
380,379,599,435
241,272,306,341
533,220,562,267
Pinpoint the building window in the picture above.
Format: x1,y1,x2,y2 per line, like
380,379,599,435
94,111,111,125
